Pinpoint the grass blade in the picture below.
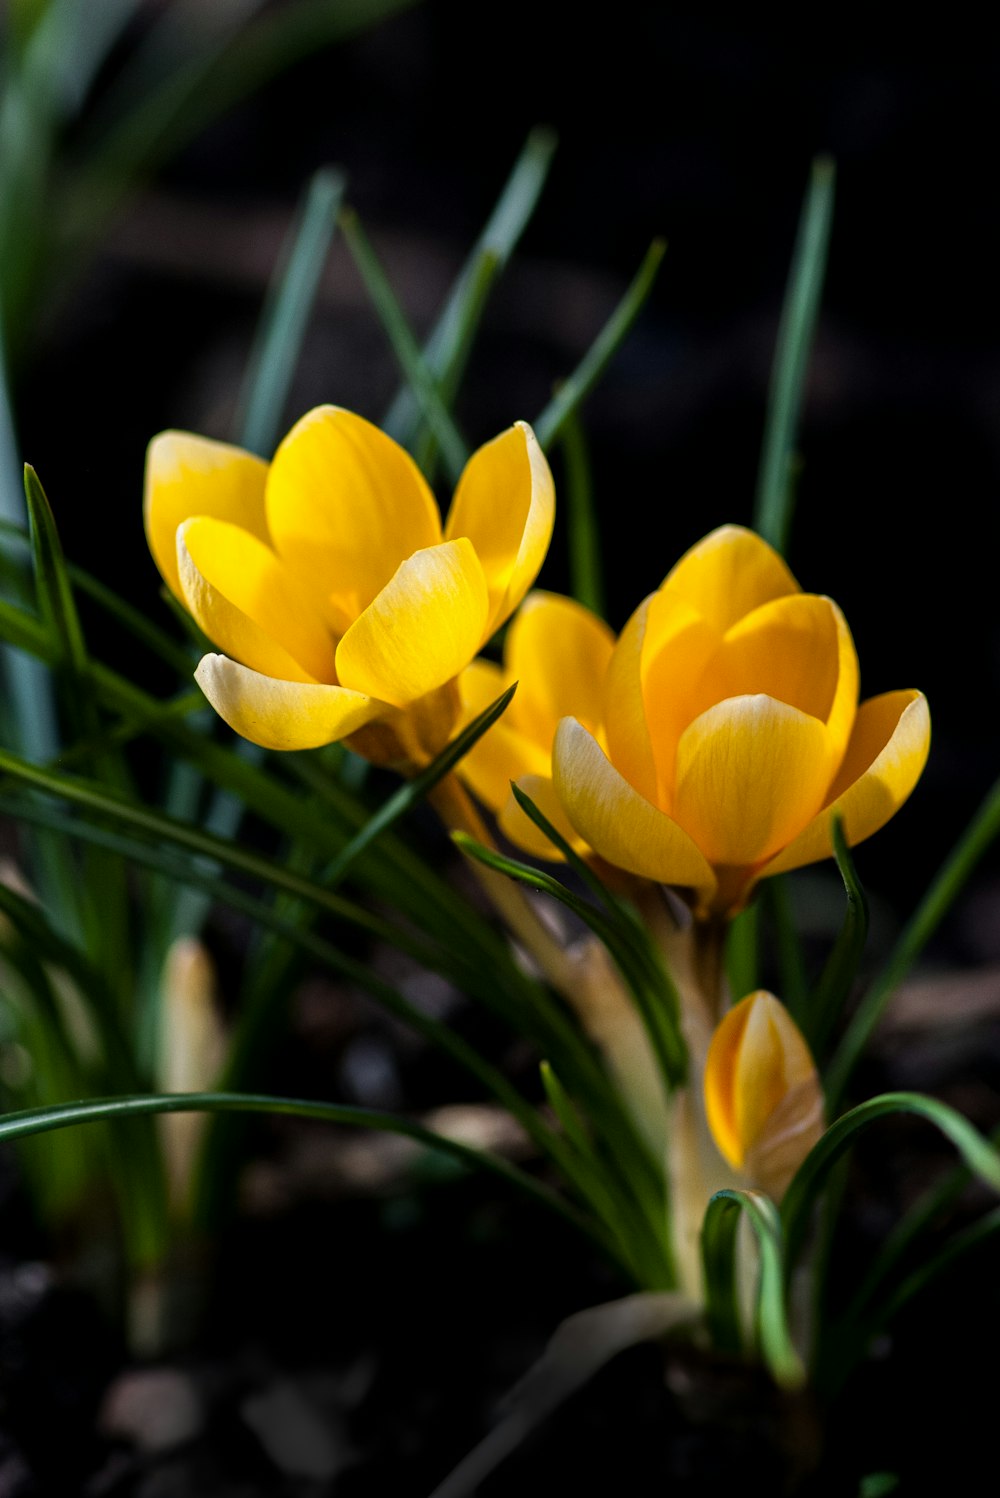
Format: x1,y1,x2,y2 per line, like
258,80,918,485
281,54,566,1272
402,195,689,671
0,1090,593,1243
781,1091,1000,1275
826,775,1000,1109
235,166,346,457
559,410,605,617
340,206,470,484
533,239,665,451
806,816,869,1063
753,156,836,554
702,1188,805,1387
384,126,557,446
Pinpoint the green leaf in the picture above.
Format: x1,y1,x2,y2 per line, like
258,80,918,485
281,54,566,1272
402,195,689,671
826,772,1000,1109
533,239,665,450
781,1091,1000,1275
559,410,604,617
0,1089,591,1242
339,206,470,484
411,247,499,481
384,126,557,448
805,814,869,1063
760,874,808,1019
235,166,346,457
753,155,836,554
321,683,516,886
701,1189,806,1388
725,900,759,999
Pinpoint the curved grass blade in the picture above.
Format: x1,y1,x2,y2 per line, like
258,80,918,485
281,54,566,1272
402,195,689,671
533,239,665,451
235,166,346,457
0,1090,591,1243
806,814,869,1062
384,125,557,446
411,247,499,481
454,831,686,1092
339,206,470,484
781,1092,1000,1274
826,773,1000,1110
701,1189,805,1387
753,156,836,554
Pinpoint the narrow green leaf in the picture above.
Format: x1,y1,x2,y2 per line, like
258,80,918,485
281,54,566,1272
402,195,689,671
559,410,604,617
23,463,91,678
877,1203,1000,1329
760,874,809,1019
826,773,1000,1110
0,1090,591,1242
384,125,557,446
806,815,869,1062
702,1189,805,1388
236,166,346,457
454,827,686,1093
411,247,499,480
339,206,470,484
533,239,665,451
781,1091,1000,1275
322,684,516,886
753,156,836,554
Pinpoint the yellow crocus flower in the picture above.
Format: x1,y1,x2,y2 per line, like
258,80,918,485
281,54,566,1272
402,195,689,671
457,590,615,856
144,407,554,770
551,524,930,917
703,989,824,1201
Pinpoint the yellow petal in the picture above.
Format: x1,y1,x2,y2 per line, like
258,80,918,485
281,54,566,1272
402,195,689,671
673,695,833,866
335,539,489,707
760,689,931,876
638,587,723,807
734,993,814,1165
717,593,855,732
179,517,337,683
178,524,314,684
504,591,615,745
444,421,555,634
552,718,716,897
266,406,442,634
661,524,799,631
456,663,550,813
705,991,821,1191
602,596,660,804
144,431,269,602
194,654,381,751
499,772,589,859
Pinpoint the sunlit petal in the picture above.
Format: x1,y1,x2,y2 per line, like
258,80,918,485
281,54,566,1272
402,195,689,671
266,405,441,632
336,539,489,707
180,517,337,683
673,695,833,866
194,654,381,751
553,718,716,897
639,588,723,806
178,524,315,684
661,524,799,631
761,690,931,876
602,596,660,804
505,591,615,744
145,432,269,602
444,421,555,633
716,594,848,725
